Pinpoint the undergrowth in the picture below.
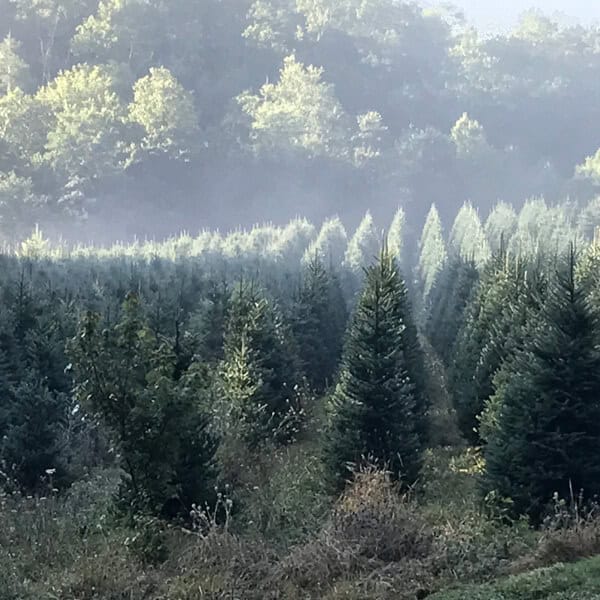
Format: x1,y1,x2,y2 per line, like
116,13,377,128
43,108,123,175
4,448,599,599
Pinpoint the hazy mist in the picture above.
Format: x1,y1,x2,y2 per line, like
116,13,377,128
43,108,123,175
450,0,599,31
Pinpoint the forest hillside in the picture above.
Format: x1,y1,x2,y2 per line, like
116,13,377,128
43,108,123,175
0,0,600,242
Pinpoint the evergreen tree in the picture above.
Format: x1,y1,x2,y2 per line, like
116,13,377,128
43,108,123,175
291,256,347,392
482,249,600,522
218,283,304,447
303,216,348,268
189,279,229,363
577,197,600,241
485,202,517,252
387,207,405,265
509,197,547,256
324,248,422,491
426,256,479,365
449,250,537,443
449,202,490,267
68,293,217,516
343,211,379,275
478,265,547,445
2,377,70,492
271,217,316,265
417,204,447,301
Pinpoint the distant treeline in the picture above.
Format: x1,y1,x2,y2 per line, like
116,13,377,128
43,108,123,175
1,1,600,240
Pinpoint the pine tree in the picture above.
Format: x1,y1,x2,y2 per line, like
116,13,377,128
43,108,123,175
291,256,347,392
387,207,405,265
417,204,447,301
189,279,229,363
479,265,547,445
449,250,533,443
449,202,490,267
397,270,429,443
509,197,547,256
303,217,347,268
68,293,217,516
219,283,304,447
485,202,517,253
324,248,422,492
426,256,479,365
1,377,70,492
482,248,600,522
270,217,316,266
343,211,379,275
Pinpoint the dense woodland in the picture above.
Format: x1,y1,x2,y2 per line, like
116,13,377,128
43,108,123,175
0,0,600,241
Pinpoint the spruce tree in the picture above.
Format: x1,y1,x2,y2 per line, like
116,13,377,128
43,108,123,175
417,204,447,301
449,202,490,268
387,207,405,265
68,293,217,516
291,256,347,392
426,256,479,365
449,250,534,443
219,283,303,447
397,271,429,443
343,211,379,275
482,249,600,522
509,197,547,256
303,217,348,268
485,202,517,252
324,248,422,491
1,377,70,492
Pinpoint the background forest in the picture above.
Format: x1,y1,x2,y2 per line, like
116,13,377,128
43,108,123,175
0,0,600,243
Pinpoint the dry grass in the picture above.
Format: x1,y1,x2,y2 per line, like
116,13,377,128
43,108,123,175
4,454,599,599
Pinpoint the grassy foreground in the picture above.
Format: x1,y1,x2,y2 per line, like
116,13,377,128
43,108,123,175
3,447,600,599
430,555,600,599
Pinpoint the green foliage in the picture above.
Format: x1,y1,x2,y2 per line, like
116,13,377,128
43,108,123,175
386,207,405,265
0,172,40,240
577,147,600,186
239,444,330,545
324,248,422,491
418,204,447,301
292,256,347,392
508,199,580,258
577,196,600,240
36,64,132,190
449,202,490,268
429,554,600,600
485,202,518,253
0,0,597,234
426,256,478,365
343,211,379,275
449,252,542,444
217,283,304,448
129,67,200,162
2,377,70,492
451,112,491,161
237,54,353,161
68,293,217,516
482,249,600,522
303,216,347,268
71,0,165,75
0,34,31,94
0,88,47,172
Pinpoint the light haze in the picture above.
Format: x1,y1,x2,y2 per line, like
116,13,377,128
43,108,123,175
448,0,600,31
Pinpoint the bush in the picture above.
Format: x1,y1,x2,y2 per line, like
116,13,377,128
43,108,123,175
276,466,434,593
